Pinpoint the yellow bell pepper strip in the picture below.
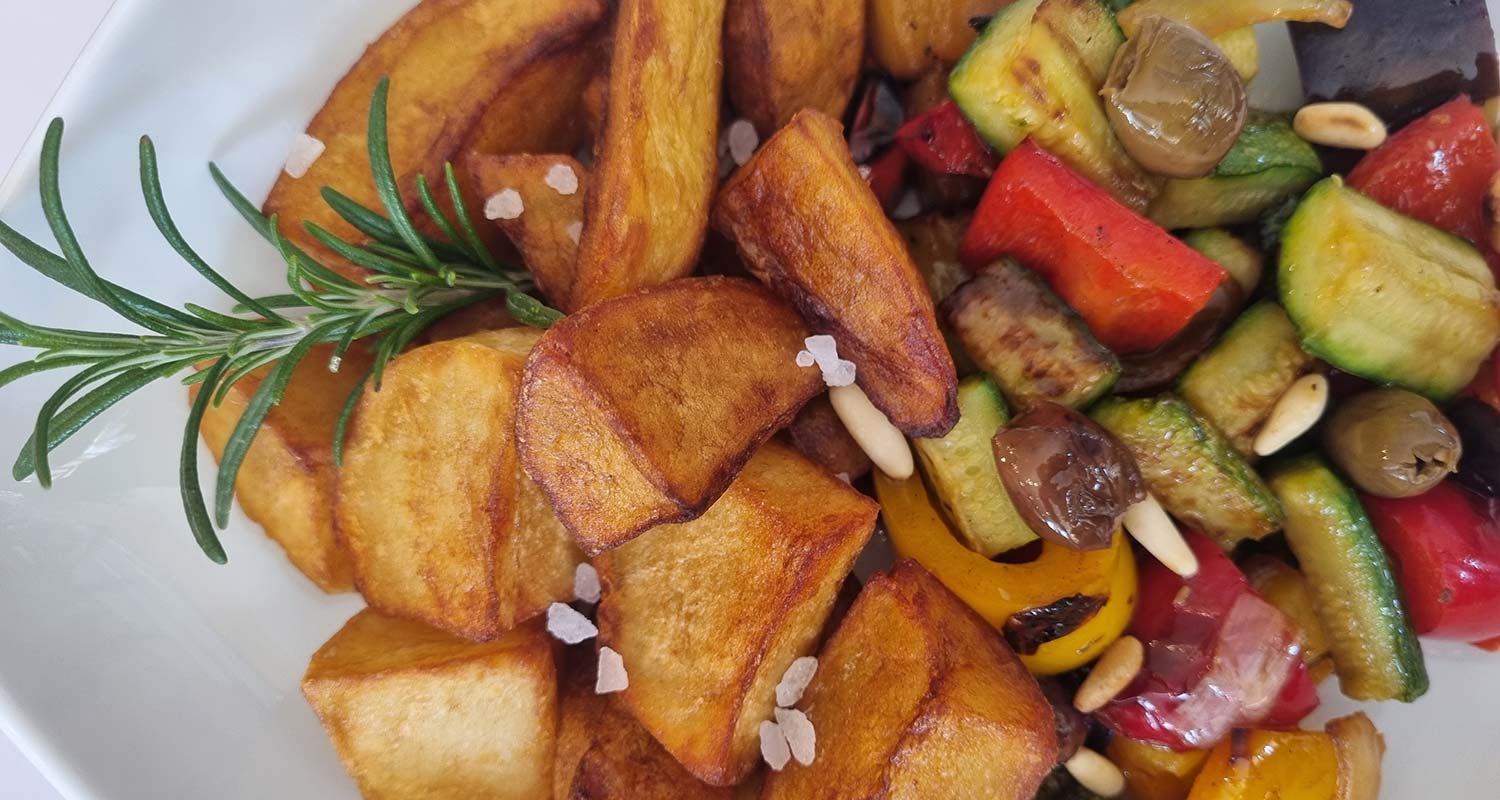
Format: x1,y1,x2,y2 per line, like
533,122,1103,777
1187,729,1339,799
1108,735,1211,800
873,471,1135,674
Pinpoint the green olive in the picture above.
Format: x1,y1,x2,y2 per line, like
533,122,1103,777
1101,15,1248,179
1322,389,1462,498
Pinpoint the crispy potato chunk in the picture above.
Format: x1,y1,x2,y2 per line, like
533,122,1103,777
569,0,727,309
338,328,582,640
554,657,734,800
784,395,872,481
517,277,824,555
467,153,588,311
595,442,877,785
195,343,366,592
303,610,556,800
724,0,865,135
869,0,1014,78
264,0,606,280
762,561,1058,798
714,109,959,436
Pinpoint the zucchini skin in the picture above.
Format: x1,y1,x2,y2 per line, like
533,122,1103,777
1266,455,1428,702
1147,115,1322,230
1092,394,1282,548
1279,177,1500,400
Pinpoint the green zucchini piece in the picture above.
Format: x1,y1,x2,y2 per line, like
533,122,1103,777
1178,302,1317,456
949,0,1157,210
942,260,1120,411
913,376,1038,557
1266,455,1428,702
1092,394,1282,547
1279,177,1500,399
1182,228,1263,297
1147,114,1322,230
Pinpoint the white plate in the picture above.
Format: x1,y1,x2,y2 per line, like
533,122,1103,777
0,2,1496,798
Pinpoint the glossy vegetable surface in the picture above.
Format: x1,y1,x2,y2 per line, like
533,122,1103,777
1186,728,1339,799
1147,114,1322,230
1322,389,1461,498
1448,398,1500,497
959,141,1229,353
1120,0,1350,38
1108,735,1209,800
895,99,999,178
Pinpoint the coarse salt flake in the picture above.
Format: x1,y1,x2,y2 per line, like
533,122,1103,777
596,646,629,694
544,163,580,195
775,708,817,766
565,220,583,245
775,656,819,707
795,350,816,368
891,189,922,221
802,335,857,388
759,720,792,771
573,563,601,604
805,335,839,361
283,133,325,179
728,119,760,166
546,602,597,644
857,164,873,181
822,359,857,387
484,188,524,221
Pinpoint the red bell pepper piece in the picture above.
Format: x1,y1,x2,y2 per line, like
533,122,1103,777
895,100,999,179
1096,532,1316,751
958,140,1228,353
861,146,909,212
1347,95,1500,278
1363,481,1500,641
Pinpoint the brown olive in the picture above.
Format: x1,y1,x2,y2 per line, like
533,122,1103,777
1036,677,1088,764
1322,389,1462,498
992,402,1146,551
1102,15,1248,179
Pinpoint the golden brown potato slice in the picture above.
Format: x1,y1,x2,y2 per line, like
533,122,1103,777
714,109,959,437
517,277,824,555
569,0,727,309
303,610,557,800
784,395,872,481
338,328,582,640
194,343,367,592
869,0,1015,78
264,0,607,280
466,153,588,311
554,657,734,800
724,0,865,135
762,561,1058,798
594,442,878,785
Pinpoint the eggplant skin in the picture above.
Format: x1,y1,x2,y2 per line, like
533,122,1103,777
1291,0,1499,128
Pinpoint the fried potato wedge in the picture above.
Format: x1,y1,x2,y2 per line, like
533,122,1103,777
870,0,1015,78
724,0,865,135
264,0,606,280
467,153,588,311
714,109,959,436
195,342,367,592
303,610,557,800
569,0,727,309
517,277,824,555
595,442,878,785
784,395,872,481
554,657,734,800
762,561,1058,798
338,328,582,640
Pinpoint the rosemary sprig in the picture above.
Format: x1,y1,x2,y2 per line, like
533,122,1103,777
0,77,559,563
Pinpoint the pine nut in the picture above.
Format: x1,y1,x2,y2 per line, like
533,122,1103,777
1074,635,1144,713
1122,494,1198,578
1065,748,1126,798
829,383,914,479
1253,373,1329,457
1294,102,1387,150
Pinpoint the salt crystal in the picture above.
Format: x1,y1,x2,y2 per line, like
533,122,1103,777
804,335,839,362
596,646,629,694
775,656,819,707
759,720,792,771
821,359,857,387
483,188,524,221
544,163,580,195
857,165,873,181
775,708,817,766
565,221,583,245
546,602,597,644
573,563,601,604
728,119,760,166
891,189,922,221
835,472,851,484
795,350,816,368
283,133,325,179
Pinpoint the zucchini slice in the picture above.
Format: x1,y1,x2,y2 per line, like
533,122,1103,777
1279,177,1500,399
1092,394,1282,547
913,376,1038,557
949,0,1157,210
1266,455,1428,702
942,260,1120,411
1147,114,1322,230
1183,228,1263,296
1177,302,1318,456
